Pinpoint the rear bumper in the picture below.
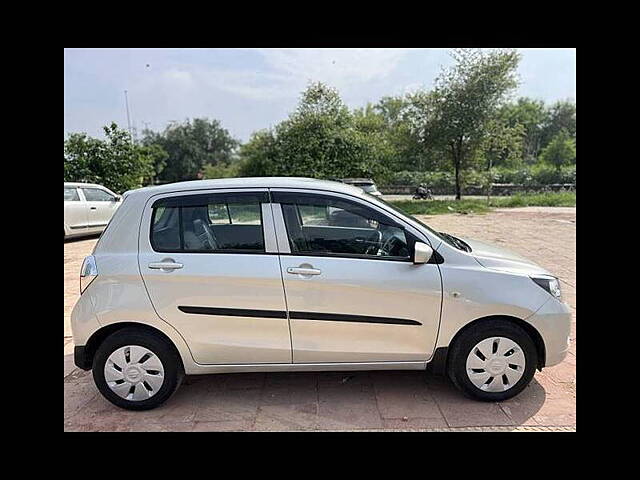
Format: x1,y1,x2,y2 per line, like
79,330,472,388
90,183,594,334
527,298,572,368
74,346,92,370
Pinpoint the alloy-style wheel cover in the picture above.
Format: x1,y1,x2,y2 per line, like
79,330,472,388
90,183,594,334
104,345,165,401
465,336,526,392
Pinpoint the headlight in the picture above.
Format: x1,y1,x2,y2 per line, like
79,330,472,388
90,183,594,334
530,276,562,300
80,255,98,294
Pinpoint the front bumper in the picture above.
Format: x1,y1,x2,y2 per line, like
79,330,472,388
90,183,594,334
527,297,572,367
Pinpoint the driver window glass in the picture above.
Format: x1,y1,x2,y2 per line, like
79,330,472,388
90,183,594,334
281,196,410,259
299,205,329,225
82,188,114,202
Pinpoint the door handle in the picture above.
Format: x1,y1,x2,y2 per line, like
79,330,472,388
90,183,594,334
287,267,321,276
90,207,97,210
148,261,183,270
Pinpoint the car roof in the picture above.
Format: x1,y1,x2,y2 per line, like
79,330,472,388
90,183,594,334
64,182,109,189
341,178,374,184
124,177,367,200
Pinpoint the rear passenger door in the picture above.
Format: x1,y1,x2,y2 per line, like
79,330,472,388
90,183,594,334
64,186,88,233
271,190,442,364
138,189,292,365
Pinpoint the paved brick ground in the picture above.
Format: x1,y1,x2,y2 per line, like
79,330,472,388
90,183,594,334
64,208,575,432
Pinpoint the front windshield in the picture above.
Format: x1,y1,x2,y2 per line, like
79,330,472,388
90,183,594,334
367,196,447,244
367,196,471,252
356,184,377,193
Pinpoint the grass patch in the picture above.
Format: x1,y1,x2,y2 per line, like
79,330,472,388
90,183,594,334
389,191,575,215
488,191,576,208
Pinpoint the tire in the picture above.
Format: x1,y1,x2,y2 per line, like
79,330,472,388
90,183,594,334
447,319,538,402
93,327,184,410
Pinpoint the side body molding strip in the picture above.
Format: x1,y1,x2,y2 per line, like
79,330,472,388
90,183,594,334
178,306,421,326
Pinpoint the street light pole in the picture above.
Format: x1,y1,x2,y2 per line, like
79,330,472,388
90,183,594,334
124,90,133,143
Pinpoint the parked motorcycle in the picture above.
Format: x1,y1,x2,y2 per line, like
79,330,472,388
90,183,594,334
413,184,433,200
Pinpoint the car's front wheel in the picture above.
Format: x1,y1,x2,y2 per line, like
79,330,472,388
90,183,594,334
93,328,184,410
447,319,538,401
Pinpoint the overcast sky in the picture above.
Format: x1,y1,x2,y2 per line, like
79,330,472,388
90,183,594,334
64,48,576,143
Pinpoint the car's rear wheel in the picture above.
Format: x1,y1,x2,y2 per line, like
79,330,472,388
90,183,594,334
93,328,183,410
447,319,537,401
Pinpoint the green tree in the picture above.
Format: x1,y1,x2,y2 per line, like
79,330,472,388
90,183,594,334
142,118,240,183
64,122,156,193
497,97,548,163
539,130,576,171
541,100,576,149
476,118,524,170
238,130,278,177
139,143,169,184
413,49,521,199
239,82,392,182
202,161,243,179
373,96,428,171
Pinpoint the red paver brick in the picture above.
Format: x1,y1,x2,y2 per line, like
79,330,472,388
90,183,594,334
64,208,576,431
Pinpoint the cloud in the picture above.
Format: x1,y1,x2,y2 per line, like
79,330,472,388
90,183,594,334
196,69,293,101
162,69,194,86
258,48,410,86
165,48,412,102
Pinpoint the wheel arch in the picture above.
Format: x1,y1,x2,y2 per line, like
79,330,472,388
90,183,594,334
428,315,546,375
81,322,185,371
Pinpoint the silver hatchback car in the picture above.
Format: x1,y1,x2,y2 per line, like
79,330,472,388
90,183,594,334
71,177,571,410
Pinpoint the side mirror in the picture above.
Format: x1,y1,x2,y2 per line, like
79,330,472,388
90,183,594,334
112,195,122,202
413,242,433,264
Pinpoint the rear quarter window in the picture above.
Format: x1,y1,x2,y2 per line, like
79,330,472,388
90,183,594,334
64,187,80,201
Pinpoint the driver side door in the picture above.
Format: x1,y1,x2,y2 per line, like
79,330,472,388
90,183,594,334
272,190,443,364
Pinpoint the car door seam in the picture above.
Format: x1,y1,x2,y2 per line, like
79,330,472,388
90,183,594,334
269,192,294,363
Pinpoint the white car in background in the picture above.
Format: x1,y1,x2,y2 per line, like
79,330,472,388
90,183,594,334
64,182,121,239
341,178,383,197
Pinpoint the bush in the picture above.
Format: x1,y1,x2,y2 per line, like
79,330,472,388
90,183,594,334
494,165,575,185
389,171,454,189
385,165,576,189
202,162,243,179
388,191,576,216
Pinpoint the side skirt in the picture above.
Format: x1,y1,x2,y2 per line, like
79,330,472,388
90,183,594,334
184,360,428,375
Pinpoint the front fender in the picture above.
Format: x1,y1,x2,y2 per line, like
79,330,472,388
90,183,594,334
435,264,550,349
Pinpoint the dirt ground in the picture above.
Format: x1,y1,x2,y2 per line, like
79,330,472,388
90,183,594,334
64,207,575,431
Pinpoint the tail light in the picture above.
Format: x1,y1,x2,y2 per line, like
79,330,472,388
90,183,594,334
80,255,98,294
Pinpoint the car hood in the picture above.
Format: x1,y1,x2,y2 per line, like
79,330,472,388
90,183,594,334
459,237,553,277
